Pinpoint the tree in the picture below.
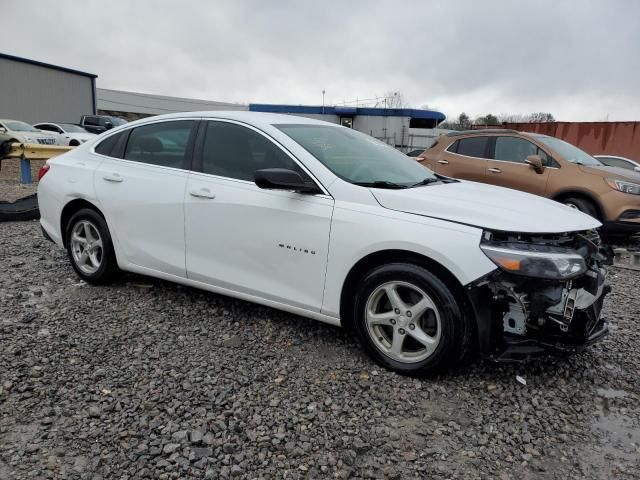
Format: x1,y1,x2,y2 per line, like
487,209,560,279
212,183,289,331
378,91,407,108
458,112,471,128
475,114,500,126
528,112,555,123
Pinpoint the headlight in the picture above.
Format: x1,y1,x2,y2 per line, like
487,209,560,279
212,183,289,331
24,136,33,142
606,178,640,195
480,241,586,280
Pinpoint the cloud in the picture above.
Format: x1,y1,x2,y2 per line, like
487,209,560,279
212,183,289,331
1,0,638,121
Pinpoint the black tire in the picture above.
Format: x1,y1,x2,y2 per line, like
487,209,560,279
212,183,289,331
69,139,80,147
563,197,599,219
351,263,471,376
65,208,119,284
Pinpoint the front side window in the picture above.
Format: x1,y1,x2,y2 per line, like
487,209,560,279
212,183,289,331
201,121,307,181
494,137,540,164
277,124,437,186
455,137,489,158
124,121,194,168
83,116,98,126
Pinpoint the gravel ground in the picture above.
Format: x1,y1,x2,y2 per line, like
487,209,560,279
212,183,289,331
1,221,639,479
0,159,45,185
0,180,37,203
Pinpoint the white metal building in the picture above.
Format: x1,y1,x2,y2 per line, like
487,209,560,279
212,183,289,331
96,88,247,121
248,104,447,151
0,53,96,124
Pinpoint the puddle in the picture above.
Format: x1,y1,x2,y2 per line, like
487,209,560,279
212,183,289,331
593,413,640,462
597,388,628,399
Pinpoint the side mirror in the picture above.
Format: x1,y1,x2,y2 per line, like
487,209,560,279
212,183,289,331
525,154,545,174
0,126,6,134
104,121,114,130
254,168,321,194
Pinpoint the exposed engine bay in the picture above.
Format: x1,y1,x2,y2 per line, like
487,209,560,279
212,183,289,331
468,229,612,360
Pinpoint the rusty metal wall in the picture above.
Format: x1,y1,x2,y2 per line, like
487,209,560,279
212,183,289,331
503,122,640,160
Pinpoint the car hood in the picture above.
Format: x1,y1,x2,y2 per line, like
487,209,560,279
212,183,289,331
579,164,640,182
371,180,601,233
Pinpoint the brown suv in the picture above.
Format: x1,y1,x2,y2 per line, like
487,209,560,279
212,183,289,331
419,129,640,235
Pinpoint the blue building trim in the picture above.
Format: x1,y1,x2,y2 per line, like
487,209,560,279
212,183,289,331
249,103,445,122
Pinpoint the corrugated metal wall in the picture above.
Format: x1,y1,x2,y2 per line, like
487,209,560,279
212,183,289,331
503,122,640,160
0,57,94,124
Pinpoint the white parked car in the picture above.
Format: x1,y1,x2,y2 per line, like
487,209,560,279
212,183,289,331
0,119,58,145
594,155,640,173
37,112,611,375
34,122,96,146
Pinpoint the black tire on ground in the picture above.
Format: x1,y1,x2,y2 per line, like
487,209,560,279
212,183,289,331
65,208,119,284
351,263,472,376
563,197,599,219
69,139,80,147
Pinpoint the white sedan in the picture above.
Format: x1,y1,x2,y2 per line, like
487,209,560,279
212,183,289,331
37,112,611,375
0,118,58,145
34,122,96,146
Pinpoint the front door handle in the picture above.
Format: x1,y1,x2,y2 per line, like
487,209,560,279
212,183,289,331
189,188,216,199
103,173,123,183
437,160,449,164
488,168,502,173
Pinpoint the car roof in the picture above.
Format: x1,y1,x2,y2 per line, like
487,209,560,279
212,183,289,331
444,129,549,139
0,118,27,123
116,111,339,131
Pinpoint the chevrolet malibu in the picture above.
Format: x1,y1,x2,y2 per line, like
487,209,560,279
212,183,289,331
37,112,611,375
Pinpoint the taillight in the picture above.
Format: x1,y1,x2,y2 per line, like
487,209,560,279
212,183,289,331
38,163,50,181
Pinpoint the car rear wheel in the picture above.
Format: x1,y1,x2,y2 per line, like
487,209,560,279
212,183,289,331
352,263,471,376
66,208,119,284
563,197,598,219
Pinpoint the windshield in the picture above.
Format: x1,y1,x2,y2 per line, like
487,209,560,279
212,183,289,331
277,124,438,187
536,136,603,166
5,121,39,132
59,123,88,133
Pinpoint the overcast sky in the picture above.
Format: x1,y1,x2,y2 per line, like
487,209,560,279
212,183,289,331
2,0,639,121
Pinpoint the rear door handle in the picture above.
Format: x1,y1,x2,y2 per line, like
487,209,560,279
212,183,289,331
103,173,123,183
488,168,502,173
189,188,216,199
437,160,449,164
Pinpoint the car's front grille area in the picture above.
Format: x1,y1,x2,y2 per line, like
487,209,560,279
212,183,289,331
37,138,56,145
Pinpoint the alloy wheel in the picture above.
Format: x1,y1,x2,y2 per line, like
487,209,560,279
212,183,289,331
70,220,104,275
364,281,442,363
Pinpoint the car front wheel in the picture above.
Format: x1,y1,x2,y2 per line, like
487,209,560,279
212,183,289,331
352,263,471,376
65,208,119,284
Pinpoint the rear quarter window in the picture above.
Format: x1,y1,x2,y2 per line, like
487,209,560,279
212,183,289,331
94,131,129,158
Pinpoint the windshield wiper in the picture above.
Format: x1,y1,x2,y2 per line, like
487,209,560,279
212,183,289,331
408,177,441,188
353,181,408,189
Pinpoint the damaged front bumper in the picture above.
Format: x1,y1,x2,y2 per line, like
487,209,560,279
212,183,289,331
467,229,613,361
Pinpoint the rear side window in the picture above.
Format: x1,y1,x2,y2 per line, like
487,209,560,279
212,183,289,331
83,116,98,126
124,121,194,169
455,137,489,158
94,131,128,157
201,121,307,181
